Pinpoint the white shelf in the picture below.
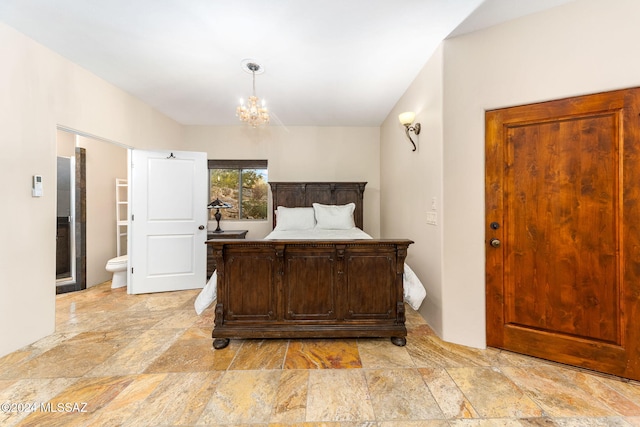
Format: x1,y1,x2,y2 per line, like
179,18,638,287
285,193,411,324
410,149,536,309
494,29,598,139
116,178,128,256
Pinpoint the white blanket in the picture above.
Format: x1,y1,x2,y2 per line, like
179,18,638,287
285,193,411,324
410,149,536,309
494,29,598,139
194,228,426,314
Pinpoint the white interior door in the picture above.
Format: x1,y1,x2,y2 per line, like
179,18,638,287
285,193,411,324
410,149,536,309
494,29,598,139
128,150,207,294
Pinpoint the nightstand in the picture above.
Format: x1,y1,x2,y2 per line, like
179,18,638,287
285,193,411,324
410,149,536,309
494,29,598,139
206,230,248,278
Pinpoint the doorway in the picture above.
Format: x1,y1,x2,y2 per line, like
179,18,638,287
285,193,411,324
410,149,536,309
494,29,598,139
56,156,74,281
55,144,86,294
485,87,640,380
56,128,130,293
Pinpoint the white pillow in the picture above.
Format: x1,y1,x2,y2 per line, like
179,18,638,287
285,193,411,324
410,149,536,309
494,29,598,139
313,203,356,230
274,206,316,230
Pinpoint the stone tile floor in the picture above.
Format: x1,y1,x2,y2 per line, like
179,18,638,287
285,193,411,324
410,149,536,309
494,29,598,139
1,282,639,426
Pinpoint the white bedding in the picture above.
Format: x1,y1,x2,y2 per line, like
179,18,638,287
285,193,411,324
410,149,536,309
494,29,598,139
194,227,426,314
266,227,372,240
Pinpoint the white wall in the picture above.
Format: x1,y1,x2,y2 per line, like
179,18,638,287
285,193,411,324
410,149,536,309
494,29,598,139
57,130,75,158
184,126,381,238
380,45,445,334
382,0,640,349
0,22,183,357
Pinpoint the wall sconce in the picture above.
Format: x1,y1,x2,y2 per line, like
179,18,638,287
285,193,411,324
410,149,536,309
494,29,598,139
398,112,421,151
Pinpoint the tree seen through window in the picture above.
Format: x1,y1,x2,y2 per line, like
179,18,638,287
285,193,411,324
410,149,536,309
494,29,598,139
209,166,268,220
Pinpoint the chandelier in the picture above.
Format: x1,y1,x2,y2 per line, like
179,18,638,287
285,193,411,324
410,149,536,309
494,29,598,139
236,61,270,127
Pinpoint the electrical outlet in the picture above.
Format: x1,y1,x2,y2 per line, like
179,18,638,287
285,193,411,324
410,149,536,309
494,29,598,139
431,197,437,211
426,212,437,225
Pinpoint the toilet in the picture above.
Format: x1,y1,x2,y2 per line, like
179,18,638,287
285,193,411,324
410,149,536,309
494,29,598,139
105,255,128,289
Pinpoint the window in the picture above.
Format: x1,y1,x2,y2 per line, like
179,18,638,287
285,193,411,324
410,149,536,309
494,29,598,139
208,160,268,220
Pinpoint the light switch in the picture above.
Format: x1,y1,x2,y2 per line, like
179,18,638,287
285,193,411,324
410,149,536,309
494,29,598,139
431,197,437,211
426,212,437,225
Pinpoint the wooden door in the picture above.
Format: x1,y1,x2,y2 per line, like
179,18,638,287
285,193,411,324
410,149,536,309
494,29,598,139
485,88,640,380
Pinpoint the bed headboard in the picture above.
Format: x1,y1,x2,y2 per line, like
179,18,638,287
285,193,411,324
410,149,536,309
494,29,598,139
269,182,367,230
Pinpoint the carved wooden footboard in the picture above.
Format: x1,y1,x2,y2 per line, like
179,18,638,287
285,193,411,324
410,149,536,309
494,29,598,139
207,181,413,349
208,238,413,349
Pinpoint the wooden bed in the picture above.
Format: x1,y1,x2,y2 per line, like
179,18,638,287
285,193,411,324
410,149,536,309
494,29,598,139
206,182,413,349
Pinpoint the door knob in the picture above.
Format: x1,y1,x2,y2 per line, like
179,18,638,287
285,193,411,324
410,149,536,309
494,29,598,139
490,238,501,248
198,225,205,230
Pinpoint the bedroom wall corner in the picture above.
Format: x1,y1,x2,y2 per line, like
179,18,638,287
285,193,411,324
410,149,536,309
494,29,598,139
380,44,445,336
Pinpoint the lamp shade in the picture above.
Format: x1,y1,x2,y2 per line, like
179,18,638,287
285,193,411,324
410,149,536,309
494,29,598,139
398,111,416,125
207,198,232,209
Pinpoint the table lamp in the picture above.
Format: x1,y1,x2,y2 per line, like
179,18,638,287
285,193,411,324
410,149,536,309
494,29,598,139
207,198,232,232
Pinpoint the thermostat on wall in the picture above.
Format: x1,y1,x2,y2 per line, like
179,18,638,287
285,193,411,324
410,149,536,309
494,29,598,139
32,175,43,197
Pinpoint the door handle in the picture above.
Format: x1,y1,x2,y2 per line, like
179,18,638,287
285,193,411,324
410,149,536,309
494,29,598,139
198,225,205,230
490,238,501,248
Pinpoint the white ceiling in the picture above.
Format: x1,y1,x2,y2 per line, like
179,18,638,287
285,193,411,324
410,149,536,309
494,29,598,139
0,0,575,127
